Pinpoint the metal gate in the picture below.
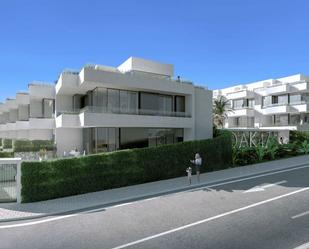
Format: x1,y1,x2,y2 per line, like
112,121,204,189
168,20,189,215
0,159,21,203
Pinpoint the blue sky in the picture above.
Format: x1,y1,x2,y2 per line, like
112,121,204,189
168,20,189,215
1,0,309,100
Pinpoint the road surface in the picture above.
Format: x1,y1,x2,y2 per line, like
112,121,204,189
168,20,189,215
1,164,309,249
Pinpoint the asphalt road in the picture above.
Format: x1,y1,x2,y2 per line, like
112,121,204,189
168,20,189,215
1,164,309,249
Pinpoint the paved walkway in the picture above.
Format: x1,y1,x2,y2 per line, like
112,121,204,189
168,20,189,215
1,155,309,222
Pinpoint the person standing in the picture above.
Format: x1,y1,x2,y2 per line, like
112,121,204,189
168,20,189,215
191,153,202,183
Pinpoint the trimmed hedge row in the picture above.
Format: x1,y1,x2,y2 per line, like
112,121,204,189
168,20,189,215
13,140,55,152
0,151,14,158
21,132,232,202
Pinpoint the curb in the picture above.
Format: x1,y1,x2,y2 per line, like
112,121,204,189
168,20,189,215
1,161,309,223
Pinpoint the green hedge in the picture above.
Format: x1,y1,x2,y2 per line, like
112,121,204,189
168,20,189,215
290,131,309,144
3,139,13,149
21,132,232,202
0,151,14,158
13,140,55,152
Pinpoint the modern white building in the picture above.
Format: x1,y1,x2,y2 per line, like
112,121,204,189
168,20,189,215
55,57,212,156
0,57,213,156
214,74,309,141
0,83,55,142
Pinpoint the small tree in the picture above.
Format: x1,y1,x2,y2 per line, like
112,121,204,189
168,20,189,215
213,96,232,129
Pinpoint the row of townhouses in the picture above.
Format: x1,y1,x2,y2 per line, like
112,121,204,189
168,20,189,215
214,74,309,142
0,57,213,157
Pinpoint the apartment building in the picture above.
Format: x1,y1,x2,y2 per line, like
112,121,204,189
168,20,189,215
0,57,213,156
214,74,309,141
55,57,212,156
0,83,55,141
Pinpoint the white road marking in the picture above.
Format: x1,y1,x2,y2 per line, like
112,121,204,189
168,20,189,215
110,187,309,249
292,210,309,219
182,164,309,194
108,202,133,209
294,242,309,249
1,164,308,229
244,180,287,193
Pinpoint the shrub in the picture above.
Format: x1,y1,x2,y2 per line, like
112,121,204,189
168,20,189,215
3,139,13,149
13,140,55,152
277,143,298,158
232,146,258,166
21,133,232,203
265,137,279,160
290,131,309,144
297,140,309,154
0,151,14,158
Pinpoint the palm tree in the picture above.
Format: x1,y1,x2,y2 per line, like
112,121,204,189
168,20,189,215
213,96,232,129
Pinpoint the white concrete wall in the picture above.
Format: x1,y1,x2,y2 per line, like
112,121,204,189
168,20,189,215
29,129,53,140
80,67,193,96
16,130,29,140
117,57,174,77
194,87,213,140
81,112,193,129
55,128,83,156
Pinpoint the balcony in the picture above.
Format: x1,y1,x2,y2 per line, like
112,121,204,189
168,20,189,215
255,84,291,96
16,121,29,130
227,108,254,117
261,103,295,115
290,102,309,112
56,113,81,128
226,90,254,100
79,66,194,95
56,106,192,128
29,118,55,129
289,81,309,92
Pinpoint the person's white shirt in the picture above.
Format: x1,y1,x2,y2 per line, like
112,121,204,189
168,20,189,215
195,158,202,166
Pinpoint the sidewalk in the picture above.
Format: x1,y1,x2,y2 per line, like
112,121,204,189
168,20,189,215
1,154,309,222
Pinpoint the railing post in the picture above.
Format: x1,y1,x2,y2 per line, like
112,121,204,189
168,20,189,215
16,158,22,203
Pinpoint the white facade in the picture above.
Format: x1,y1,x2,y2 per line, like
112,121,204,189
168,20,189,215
0,83,55,142
0,57,213,156
214,74,309,141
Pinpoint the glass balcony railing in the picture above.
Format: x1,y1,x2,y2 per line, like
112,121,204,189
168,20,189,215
57,106,191,118
263,101,309,108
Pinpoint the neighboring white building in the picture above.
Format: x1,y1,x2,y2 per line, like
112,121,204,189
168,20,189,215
214,74,309,141
0,57,213,156
0,83,55,141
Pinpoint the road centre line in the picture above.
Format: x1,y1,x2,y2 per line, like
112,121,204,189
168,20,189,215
292,210,309,219
1,164,308,229
110,187,309,249
294,242,309,249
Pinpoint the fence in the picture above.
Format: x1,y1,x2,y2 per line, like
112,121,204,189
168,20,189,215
0,158,21,203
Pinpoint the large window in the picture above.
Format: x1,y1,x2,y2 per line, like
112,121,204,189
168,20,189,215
74,87,186,117
83,128,119,154
120,128,183,149
92,88,107,110
107,89,120,113
18,105,29,121
175,96,185,113
43,99,55,118
233,99,244,109
120,90,138,114
140,92,173,115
